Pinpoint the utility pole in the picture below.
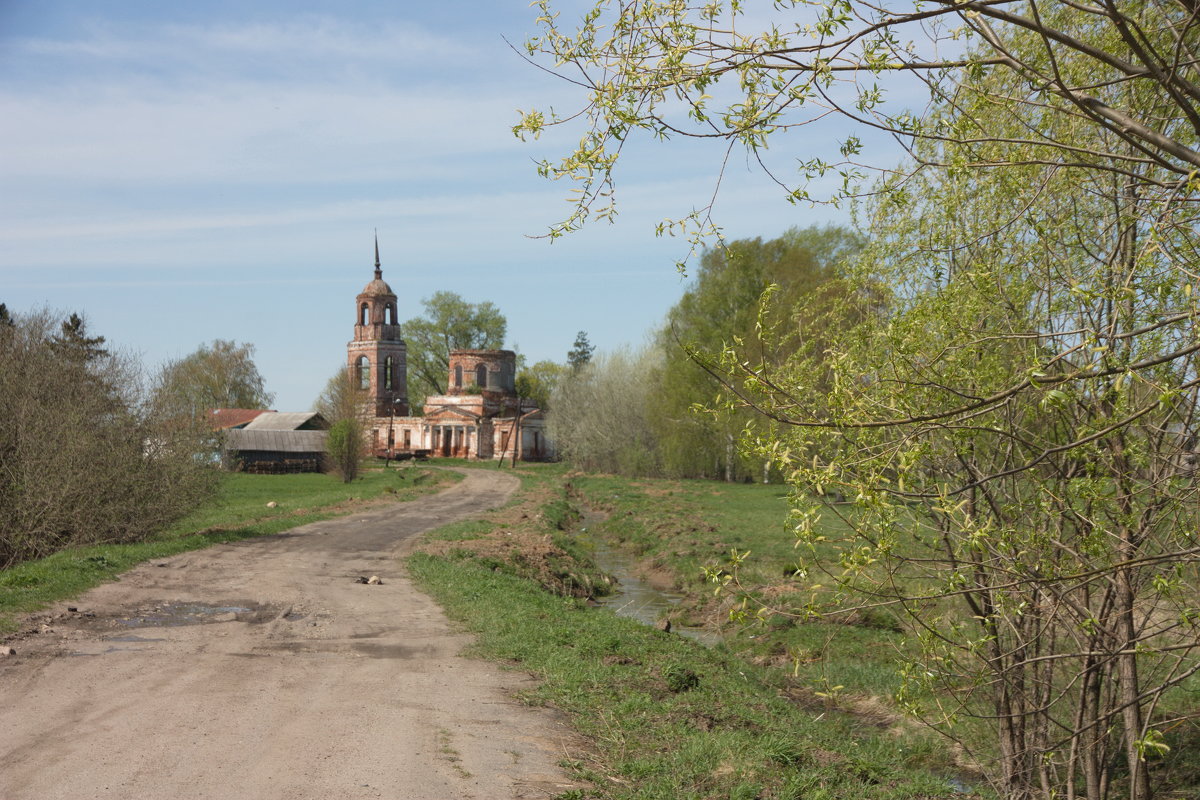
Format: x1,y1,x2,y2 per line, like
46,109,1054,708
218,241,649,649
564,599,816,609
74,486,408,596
510,397,522,469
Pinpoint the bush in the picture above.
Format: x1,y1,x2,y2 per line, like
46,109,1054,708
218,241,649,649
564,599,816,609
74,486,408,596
326,418,364,483
0,309,216,567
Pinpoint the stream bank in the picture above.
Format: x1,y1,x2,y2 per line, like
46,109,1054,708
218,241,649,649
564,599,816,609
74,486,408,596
575,510,721,646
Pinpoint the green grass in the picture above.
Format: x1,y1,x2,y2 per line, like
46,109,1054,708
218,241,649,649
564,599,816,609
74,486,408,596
559,473,1200,799
568,475,914,703
409,551,962,799
0,465,457,632
166,463,447,534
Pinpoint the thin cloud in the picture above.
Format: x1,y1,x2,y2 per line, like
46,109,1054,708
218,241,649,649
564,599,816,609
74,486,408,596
16,16,474,68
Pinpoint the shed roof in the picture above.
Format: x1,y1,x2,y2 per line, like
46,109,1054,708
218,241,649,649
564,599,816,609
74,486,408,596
242,411,329,431
225,429,328,453
208,408,271,430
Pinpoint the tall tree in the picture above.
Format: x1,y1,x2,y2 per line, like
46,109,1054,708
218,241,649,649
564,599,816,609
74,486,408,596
566,331,594,372
515,359,565,411
50,312,108,362
400,291,506,411
717,46,1199,800
153,340,273,422
656,226,866,480
314,367,369,482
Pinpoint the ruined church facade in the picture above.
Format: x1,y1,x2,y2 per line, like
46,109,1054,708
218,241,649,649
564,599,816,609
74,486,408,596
347,249,551,462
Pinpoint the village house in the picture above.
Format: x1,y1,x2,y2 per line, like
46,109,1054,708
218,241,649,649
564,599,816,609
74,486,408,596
348,245,552,462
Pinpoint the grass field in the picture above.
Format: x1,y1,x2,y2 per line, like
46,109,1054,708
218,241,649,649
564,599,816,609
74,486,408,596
566,474,913,704
0,463,456,632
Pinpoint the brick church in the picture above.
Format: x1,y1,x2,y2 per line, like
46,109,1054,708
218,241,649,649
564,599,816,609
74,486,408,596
347,243,551,461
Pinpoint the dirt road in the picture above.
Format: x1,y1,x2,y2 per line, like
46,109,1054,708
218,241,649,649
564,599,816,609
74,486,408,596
0,469,581,799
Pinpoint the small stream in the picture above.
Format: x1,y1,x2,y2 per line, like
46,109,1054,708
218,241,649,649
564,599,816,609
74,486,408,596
582,530,720,646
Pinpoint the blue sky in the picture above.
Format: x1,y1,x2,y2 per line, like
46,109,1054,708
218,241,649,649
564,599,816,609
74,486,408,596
1,1,870,410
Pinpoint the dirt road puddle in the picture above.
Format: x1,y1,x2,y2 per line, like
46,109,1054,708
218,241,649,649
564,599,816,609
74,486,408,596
116,601,260,628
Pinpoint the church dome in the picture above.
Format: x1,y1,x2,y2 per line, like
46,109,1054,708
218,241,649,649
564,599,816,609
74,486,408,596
360,270,394,297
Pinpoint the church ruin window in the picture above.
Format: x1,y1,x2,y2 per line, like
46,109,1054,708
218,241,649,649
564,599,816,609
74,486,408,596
476,364,488,388
454,364,463,387
384,356,393,389
357,356,370,390
386,303,397,325
360,303,369,326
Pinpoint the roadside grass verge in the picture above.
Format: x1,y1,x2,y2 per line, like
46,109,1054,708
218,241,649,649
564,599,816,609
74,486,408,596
408,555,960,799
0,465,456,633
418,462,614,600
408,464,966,799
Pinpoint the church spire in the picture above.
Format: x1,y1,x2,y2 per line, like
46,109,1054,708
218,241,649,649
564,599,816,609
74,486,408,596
374,230,382,279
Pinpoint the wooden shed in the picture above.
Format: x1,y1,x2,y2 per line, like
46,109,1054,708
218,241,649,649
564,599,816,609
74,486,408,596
223,429,329,474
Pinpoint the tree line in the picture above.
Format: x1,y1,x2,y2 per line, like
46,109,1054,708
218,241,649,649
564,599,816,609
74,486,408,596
547,225,865,482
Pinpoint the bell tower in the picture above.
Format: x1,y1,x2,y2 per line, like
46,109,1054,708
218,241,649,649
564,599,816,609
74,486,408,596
347,235,408,417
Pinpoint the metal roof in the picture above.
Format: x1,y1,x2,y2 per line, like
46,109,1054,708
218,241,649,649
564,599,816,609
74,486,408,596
225,429,328,453
208,408,271,430
242,411,328,431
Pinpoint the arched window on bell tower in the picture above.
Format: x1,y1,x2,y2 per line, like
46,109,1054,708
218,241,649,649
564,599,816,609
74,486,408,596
384,356,393,390
360,303,369,326
386,303,397,325
357,356,370,390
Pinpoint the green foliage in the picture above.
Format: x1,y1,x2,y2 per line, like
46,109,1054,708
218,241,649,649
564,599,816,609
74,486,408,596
653,225,867,481
400,291,506,411
153,339,273,421
515,359,564,411
518,2,1200,794
547,226,865,481
325,418,364,483
566,330,594,372
518,0,1200,256
716,29,1200,799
